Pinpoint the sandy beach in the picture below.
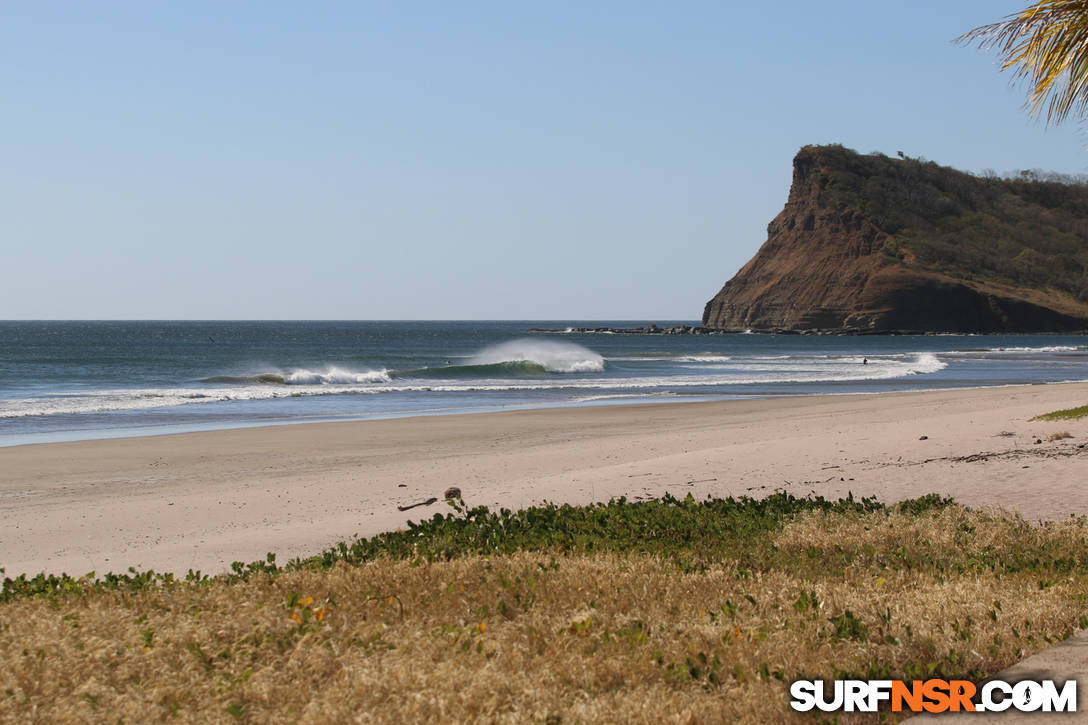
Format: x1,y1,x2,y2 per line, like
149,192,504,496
2,382,1087,578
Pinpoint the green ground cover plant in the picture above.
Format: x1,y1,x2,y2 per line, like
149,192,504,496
2,493,1088,722
1033,404,1088,422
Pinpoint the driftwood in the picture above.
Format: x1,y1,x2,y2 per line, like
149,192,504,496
397,497,438,512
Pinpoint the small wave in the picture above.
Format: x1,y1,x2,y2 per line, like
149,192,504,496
396,361,550,378
905,352,946,375
605,354,677,361
605,353,733,363
572,392,677,403
284,367,391,385
989,345,1083,353
674,351,947,376
200,367,391,386
949,345,1084,355
199,373,287,385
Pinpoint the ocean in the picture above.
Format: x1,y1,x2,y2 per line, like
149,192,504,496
1,320,1086,447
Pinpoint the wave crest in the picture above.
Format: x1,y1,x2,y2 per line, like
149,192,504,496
400,361,550,378
199,373,287,385
201,367,391,386
467,339,605,373
285,367,391,385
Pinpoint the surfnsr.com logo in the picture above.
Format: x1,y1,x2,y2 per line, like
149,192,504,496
789,679,1076,713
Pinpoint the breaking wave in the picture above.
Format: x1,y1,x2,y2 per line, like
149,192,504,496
200,368,391,386
281,368,392,385
904,352,946,375
199,374,290,385
465,339,605,373
984,345,1084,353
399,361,551,378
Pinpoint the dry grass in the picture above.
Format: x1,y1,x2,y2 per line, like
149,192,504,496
3,505,1088,723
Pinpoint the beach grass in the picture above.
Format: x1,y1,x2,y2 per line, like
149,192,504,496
1033,403,1088,421
3,494,1088,722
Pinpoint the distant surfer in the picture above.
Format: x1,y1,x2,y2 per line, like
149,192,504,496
863,358,868,365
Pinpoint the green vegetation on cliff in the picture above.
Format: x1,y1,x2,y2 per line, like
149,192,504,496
805,144,1088,303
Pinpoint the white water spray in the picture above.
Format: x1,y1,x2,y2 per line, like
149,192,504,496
468,339,605,373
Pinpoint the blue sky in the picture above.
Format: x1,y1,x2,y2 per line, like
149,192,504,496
3,1,1085,320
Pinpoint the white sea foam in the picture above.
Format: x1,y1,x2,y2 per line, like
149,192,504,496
679,352,946,377
468,339,605,373
283,367,391,385
0,389,254,418
905,352,946,374
944,345,1085,357
572,392,679,402
678,355,732,363
986,345,1083,353
606,354,732,363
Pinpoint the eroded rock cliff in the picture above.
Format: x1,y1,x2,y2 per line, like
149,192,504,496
703,145,1088,332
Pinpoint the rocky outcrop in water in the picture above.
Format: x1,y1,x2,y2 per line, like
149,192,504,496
703,145,1088,333
528,325,719,335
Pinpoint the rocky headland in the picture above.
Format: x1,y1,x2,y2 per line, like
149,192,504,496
703,145,1088,333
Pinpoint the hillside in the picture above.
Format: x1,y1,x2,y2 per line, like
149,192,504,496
703,145,1088,332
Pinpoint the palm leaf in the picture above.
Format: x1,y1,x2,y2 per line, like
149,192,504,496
958,0,1088,126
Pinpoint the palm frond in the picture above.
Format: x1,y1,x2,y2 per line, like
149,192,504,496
958,0,1088,126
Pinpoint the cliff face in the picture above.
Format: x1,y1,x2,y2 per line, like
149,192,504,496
703,145,1088,332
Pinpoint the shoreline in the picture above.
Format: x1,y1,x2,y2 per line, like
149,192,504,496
6,378,1085,451
0,393,707,450
3,381,1087,578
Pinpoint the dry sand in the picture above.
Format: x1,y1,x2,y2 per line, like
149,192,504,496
2,383,1087,577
